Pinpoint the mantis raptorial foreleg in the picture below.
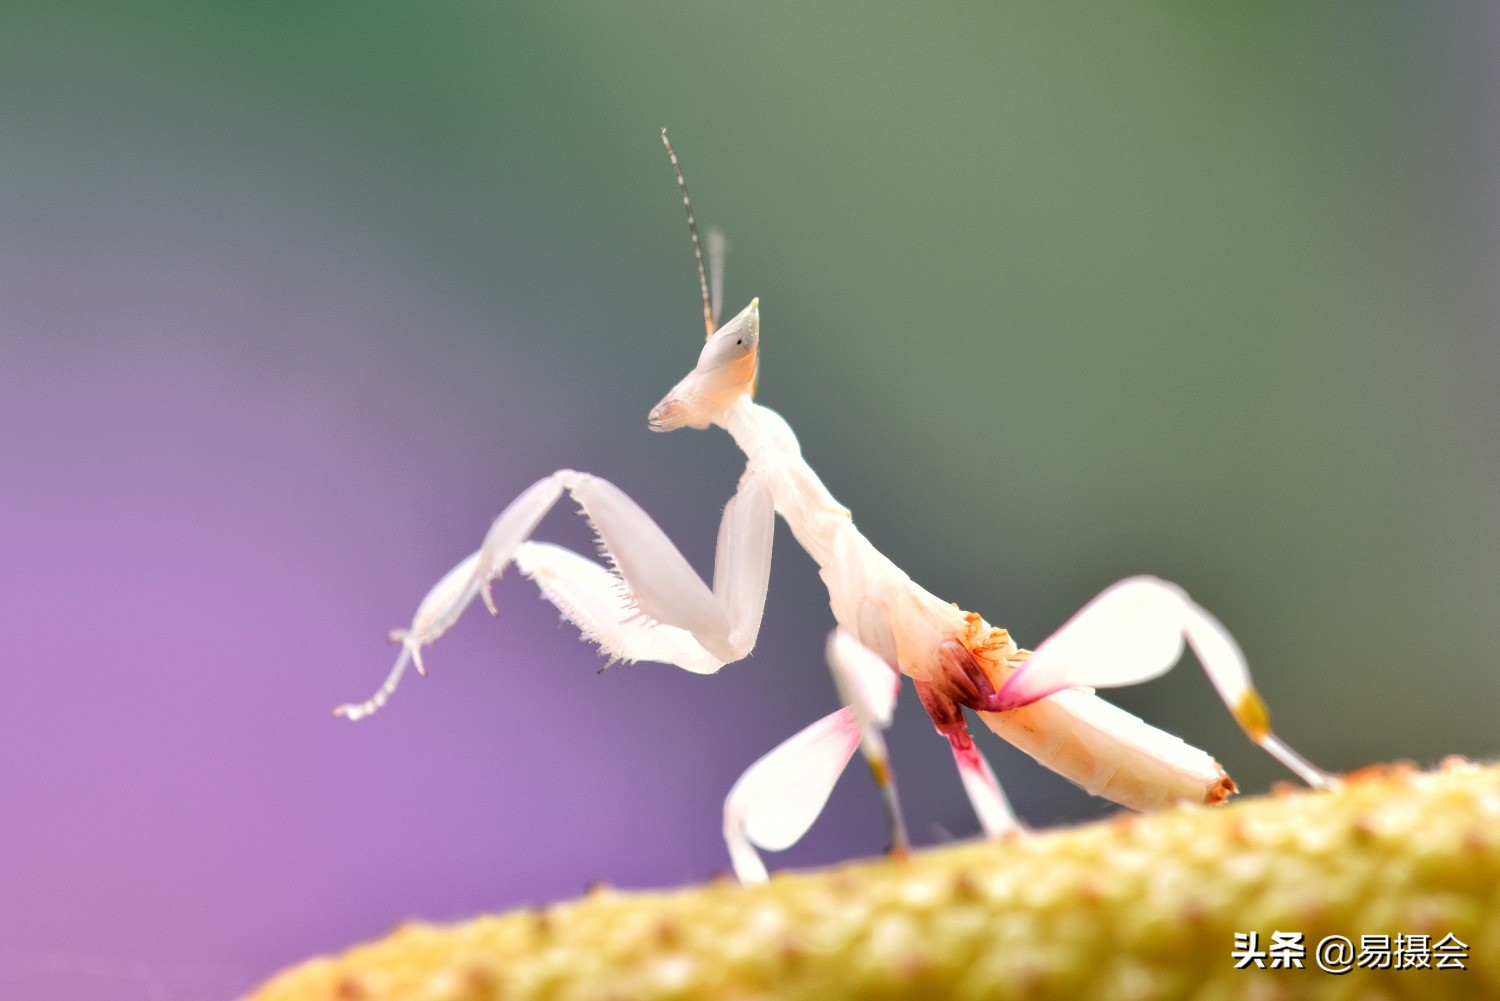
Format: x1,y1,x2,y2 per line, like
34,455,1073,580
512,543,723,674
334,467,774,720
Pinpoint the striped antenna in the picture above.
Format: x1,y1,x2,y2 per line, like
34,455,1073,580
660,129,715,339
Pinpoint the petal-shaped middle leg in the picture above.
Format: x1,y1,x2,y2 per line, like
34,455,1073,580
723,705,861,884
827,629,908,856
722,628,903,884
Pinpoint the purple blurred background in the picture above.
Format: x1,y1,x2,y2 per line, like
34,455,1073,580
3,5,1499,998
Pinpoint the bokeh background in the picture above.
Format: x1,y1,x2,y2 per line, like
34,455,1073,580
3,4,1498,998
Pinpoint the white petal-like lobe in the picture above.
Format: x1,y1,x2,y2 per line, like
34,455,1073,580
723,707,861,883
999,576,1189,708
1180,600,1252,707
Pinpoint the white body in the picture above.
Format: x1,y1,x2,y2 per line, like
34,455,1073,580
338,299,1331,883
720,396,1233,810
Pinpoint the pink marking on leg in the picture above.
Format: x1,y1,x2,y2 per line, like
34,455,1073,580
917,676,1020,835
950,735,985,774
915,677,981,753
935,639,1044,714
984,674,1041,713
934,640,994,705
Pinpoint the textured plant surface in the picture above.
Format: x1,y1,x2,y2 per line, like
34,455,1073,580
248,759,1499,1001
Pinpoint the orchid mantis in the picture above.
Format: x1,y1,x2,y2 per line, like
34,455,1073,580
337,133,1336,884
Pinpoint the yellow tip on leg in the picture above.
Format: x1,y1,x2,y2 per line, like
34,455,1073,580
1233,689,1271,743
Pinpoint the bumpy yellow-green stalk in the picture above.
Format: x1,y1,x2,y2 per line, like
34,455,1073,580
249,759,1499,1001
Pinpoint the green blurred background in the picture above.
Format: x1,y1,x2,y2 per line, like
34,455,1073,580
3,3,1497,995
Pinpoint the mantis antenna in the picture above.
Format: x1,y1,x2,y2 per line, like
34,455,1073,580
660,129,716,339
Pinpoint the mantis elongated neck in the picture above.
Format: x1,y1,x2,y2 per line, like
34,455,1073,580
718,397,851,569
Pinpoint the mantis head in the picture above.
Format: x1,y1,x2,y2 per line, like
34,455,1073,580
648,298,759,431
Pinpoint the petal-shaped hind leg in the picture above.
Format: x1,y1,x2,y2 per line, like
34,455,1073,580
985,576,1336,789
